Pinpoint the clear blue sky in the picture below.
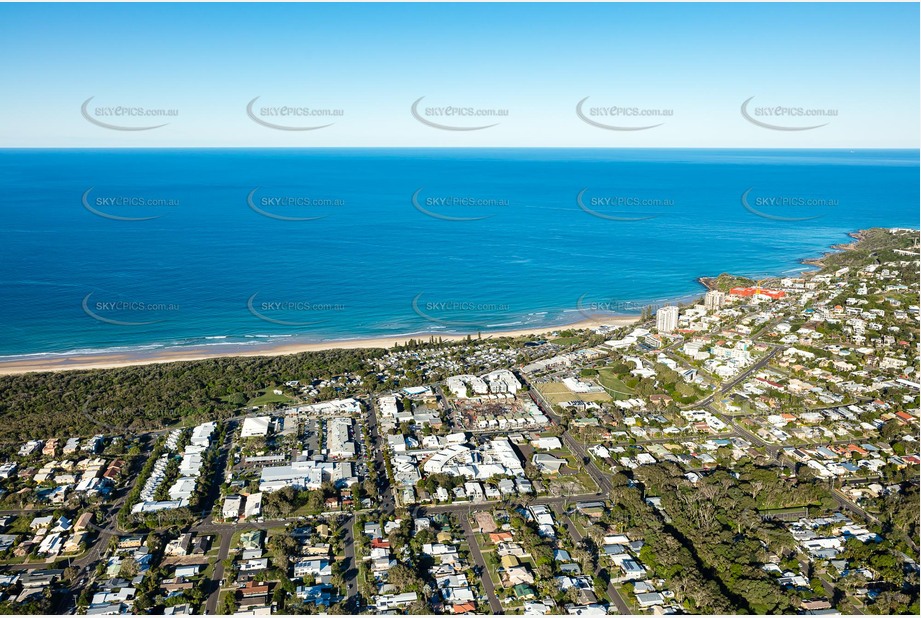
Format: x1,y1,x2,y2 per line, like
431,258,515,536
1,2,918,147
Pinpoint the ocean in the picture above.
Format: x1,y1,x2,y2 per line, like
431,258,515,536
0,148,917,360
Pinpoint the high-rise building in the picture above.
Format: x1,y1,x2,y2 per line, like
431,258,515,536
704,290,725,311
655,305,679,333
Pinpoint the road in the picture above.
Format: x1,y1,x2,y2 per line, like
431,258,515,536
341,514,360,611
691,343,921,556
200,422,244,614
196,512,354,614
366,400,396,515
204,530,233,614
7,336,901,618
550,503,631,615
528,388,612,494
457,512,503,614
420,491,606,516
695,345,784,408
74,502,123,570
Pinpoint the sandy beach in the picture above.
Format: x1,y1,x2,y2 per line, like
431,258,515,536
0,316,639,376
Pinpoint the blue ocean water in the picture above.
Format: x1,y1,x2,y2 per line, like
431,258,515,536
0,148,917,360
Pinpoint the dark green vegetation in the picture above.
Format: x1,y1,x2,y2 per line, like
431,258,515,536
870,481,920,548
701,273,759,292
634,462,837,614
261,483,340,518
353,512,461,614
596,462,830,614
602,355,703,405
606,462,920,615
0,349,382,441
819,228,919,277
0,334,541,443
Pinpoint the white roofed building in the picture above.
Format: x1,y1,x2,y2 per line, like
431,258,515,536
241,416,271,438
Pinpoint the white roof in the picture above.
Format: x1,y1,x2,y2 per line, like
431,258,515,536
241,416,271,437
244,493,263,517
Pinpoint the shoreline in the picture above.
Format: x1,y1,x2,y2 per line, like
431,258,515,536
697,230,867,292
0,316,639,376
802,230,866,268
0,228,897,377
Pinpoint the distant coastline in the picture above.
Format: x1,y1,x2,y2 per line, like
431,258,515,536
3,145,916,375
0,316,639,376
0,228,896,376
801,230,867,268
697,228,874,294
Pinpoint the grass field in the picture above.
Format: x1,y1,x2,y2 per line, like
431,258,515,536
536,381,611,405
568,515,588,538
207,534,223,557
216,590,235,615
550,336,581,346
545,450,598,493
248,386,295,406
596,368,636,400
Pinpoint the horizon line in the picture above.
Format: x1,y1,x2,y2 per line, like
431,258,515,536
2,146,919,151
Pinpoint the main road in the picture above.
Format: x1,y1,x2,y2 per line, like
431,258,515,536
694,344,785,408
528,388,612,494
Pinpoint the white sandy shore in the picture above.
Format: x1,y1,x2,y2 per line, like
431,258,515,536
0,316,639,376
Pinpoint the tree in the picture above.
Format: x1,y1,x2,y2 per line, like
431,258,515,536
388,564,422,592
220,591,239,615
267,533,297,570
62,566,80,585
77,587,92,608
407,600,430,614
118,558,139,579
273,586,287,610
